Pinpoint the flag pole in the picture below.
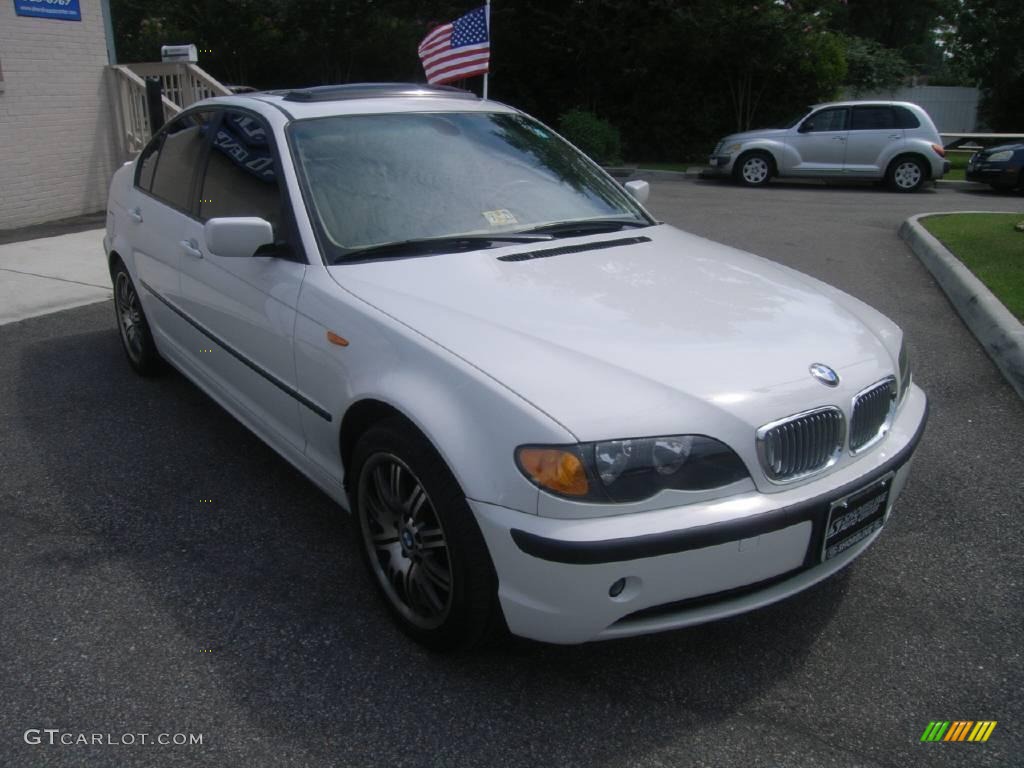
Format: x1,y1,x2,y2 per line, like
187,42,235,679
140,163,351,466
483,0,491,99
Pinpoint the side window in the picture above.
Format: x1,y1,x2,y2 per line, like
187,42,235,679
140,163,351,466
136,134,164,191
804,108,848,133
893,106,921,129
198,110,281,231
149,112,212,212
851,106,897,131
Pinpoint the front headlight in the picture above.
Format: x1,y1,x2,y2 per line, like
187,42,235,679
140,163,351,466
987,150,1014,163
726,143,742,154
516,435,749,503
898,340,912,402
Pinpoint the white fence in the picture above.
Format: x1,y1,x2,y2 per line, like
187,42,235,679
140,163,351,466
841,86,980,132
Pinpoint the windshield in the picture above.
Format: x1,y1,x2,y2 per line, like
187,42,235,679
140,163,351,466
290,111,651,261
775,109,812,130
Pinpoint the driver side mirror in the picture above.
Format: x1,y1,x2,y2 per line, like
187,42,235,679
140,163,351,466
798,120,815,134
624,180,650,204
203,217,274,259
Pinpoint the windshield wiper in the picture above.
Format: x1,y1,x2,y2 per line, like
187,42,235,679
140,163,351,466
518,219,651,237
338,233,555,262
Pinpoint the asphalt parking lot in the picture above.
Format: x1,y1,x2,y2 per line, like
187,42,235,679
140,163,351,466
1,181,1021,768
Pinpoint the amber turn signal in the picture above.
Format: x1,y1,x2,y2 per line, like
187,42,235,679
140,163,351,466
516,447,590,496
930,143,946,158
326,330,350,347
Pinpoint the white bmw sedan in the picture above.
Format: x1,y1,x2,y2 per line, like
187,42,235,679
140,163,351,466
105,84,928,649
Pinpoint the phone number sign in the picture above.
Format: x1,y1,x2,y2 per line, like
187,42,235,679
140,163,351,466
13,0,82,21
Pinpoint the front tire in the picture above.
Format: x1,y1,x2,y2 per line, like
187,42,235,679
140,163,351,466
887,156,926,192
734,151,773,187
111,258,161,376
351,418,502,651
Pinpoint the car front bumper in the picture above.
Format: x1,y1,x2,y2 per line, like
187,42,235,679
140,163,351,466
473,384,928,644
704,154,735,175
966,163,1021,186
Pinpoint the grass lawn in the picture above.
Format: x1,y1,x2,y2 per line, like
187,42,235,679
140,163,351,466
944,150,971,182
922,213,1024,321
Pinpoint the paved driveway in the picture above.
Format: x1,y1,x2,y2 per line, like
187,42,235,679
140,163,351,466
1,183,1021,767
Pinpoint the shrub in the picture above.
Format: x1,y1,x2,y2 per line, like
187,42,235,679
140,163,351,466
557,109,622,165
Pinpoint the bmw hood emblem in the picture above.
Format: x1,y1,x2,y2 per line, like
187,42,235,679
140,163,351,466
809,363,840,387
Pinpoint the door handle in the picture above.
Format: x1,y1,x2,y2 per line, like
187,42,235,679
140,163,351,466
128,207,143,223
179,239,203,259
888,134,902,139
832,136,846,142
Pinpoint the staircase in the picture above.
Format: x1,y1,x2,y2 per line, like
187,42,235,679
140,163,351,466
108,62,232,159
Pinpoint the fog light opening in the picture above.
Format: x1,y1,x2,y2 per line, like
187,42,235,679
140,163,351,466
609,578,626,598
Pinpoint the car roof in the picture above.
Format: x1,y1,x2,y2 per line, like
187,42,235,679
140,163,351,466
809,100,926,111
192,82,516,121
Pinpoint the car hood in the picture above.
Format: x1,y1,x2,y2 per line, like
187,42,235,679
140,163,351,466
978,143,1024,155
327,225,899,441
722,128,790,143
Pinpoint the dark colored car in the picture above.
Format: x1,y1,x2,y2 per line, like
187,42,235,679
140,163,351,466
966,144,1024,192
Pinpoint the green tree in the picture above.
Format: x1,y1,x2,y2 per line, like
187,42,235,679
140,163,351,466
840,35,910,94
108,0,861,160
826,0,956,76
946,0,1024,130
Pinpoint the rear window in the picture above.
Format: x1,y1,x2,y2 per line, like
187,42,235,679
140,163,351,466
893,106,921,129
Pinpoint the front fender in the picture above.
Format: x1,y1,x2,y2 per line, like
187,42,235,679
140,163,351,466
733,139,791,173
294,269,567,514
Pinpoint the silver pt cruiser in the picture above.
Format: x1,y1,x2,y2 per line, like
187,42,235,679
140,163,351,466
706,100,950,192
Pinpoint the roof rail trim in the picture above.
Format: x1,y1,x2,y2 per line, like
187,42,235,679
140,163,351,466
281,83,479,103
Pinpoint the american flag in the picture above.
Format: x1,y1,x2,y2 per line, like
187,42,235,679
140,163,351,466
418,6,490,85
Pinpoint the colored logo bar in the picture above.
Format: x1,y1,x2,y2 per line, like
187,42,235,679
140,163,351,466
921,721,997,742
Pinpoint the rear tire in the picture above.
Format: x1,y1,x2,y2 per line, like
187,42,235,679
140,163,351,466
734,151,774,187
886,156,927,192
350,417,502,651
111,258,161,376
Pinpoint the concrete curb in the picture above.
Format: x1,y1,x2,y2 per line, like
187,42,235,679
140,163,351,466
634,168,702,181
608,168,702,182
899,212,1024,400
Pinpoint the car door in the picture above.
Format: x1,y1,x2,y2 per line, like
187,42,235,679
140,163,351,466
126,111,214,348
176,107,308,450
844,105,904,177
786,107,849,174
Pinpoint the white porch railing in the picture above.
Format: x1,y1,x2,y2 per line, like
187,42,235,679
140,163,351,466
108,65,182,159
107,62,232,160
125,62,232,110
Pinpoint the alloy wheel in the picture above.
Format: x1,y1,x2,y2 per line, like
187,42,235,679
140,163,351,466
893,161,922,190
742,157,770,184
115,272,144,362
357,453,453,629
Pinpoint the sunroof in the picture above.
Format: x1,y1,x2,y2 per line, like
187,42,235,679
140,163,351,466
282,83,478,103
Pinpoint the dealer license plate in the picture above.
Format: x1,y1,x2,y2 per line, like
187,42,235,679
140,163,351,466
822,474,892,561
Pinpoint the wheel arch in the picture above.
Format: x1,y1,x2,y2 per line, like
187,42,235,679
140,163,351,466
734,147,778,179
339,398,413,490
328,358,560,514
107,248,124,276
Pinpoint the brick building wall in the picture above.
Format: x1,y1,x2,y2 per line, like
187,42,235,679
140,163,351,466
0,2,119,229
